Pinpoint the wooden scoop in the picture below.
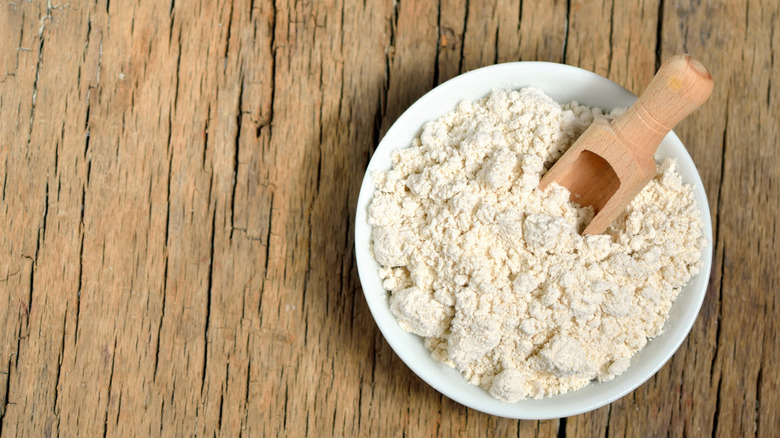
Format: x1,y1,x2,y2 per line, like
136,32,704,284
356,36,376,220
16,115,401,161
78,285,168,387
539,55,713,235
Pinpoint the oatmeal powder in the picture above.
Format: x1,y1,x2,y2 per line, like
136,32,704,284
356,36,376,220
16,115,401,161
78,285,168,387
368,87,706,402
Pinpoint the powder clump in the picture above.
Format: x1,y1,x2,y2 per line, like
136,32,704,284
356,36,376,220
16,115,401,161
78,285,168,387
368,87,706,402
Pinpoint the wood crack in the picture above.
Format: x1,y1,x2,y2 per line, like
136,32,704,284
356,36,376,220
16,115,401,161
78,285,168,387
173,29,182,111
655,0,664,69
203,102,211,170
217,361,228,433
562,0,571,63
493,24,499,65
1,163,7,201
27,3,51,148
41,181,49,242
74,187,86,346
230,71,244,241
557,416,567,438
754,327,765,434
223,0,236,62
201,205,217,395
258,192,274,322
712,371,723,437
102,338,117,438
53,303,68,418
315,60,324,197
433,0,442,86
0,356,13,434
256,1,277,140
607,0,615,75
458,0,469,74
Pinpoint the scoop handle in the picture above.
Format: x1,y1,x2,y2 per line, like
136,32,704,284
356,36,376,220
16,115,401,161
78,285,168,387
611,55,713,158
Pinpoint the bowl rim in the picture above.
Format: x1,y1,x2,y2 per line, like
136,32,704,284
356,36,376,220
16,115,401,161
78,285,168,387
354,61,713,419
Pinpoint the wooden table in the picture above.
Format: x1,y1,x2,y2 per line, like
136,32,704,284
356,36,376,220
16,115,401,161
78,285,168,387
1,1,777,436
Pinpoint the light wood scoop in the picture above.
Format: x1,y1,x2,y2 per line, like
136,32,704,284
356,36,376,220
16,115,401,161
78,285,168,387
539,55,713,235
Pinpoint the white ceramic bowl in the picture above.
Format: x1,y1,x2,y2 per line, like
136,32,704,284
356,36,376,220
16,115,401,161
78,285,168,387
354,62,713,419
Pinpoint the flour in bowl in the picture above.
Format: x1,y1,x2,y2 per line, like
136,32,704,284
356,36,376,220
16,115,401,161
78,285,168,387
367,87,706,401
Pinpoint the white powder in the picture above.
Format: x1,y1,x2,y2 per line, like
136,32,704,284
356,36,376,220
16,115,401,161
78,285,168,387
367,87,706,402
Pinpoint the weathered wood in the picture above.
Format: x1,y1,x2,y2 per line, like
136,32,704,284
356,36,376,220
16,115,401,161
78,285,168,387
0,0,777,436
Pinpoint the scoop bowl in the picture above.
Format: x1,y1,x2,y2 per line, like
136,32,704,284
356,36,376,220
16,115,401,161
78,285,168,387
354,62,713,419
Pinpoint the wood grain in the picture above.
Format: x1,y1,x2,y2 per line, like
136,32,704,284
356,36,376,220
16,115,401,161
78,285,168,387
0,0,777,436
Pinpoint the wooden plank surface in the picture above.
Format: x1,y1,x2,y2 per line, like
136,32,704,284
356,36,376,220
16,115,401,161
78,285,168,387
0,0,777,436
